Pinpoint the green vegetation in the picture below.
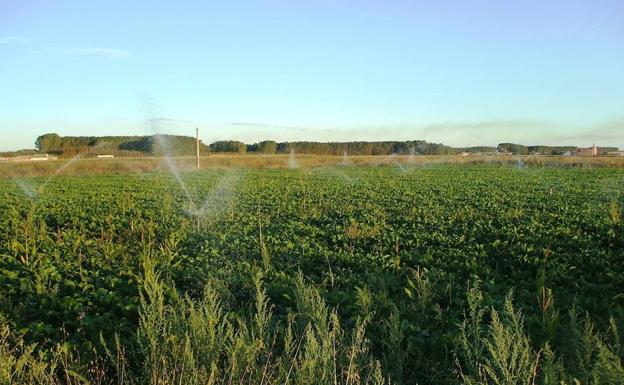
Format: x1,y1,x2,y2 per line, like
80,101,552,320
247,140,278,154
497,143,619,156
455,146,499,154
209,140,248,154
1,165,623,384
35,133,212,157
34,134,459,157
270,141,455,155
28,134,621,158
0,149,40,158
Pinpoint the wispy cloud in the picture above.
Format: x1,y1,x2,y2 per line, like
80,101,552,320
549,118,624,145
0,36,30,45
1,37,130,60
231,120,546,144
149,117,192,124
230,122,304,130
418,119,545,133
231,122,271,128
145,117,193,134
351,119,622,148
44,47,131,59
227,118,622,149
405,119,551,146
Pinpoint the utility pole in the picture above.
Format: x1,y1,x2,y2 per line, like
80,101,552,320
196,127,200,169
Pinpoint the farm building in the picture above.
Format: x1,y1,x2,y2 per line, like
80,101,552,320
576,145,597,156
30,153,50,161
2,153,58,161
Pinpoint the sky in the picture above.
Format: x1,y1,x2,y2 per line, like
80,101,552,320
1,0,623,151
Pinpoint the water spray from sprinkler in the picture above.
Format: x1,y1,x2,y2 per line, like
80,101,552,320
140,96,197,213
288,149,298,169
309,165,354,184
13,178,38,199
39,153,83,192
12,152,84,201
407,147,416,167
139,95,245,229
342,150,350,166
374,153,397,166
515,158,528,170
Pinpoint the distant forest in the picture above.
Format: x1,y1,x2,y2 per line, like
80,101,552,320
27,133,619,157
34,133,211,157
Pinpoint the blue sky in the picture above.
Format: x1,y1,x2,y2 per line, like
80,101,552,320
1,0,623,151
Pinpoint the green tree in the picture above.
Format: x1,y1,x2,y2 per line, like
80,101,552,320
210,140,247,153
35,133,62,152
498,143,529,155
256,140,277,154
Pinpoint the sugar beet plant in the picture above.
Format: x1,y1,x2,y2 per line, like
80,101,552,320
0,165,623,384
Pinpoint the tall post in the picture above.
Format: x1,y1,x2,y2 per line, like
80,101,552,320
196,127,200,169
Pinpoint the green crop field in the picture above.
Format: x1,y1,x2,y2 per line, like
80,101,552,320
1,165,623,384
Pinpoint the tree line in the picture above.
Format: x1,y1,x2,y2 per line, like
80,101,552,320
208,140,457,155
497,143,618,155
34,134,458,156
33,133,619,157
35,133,210,156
